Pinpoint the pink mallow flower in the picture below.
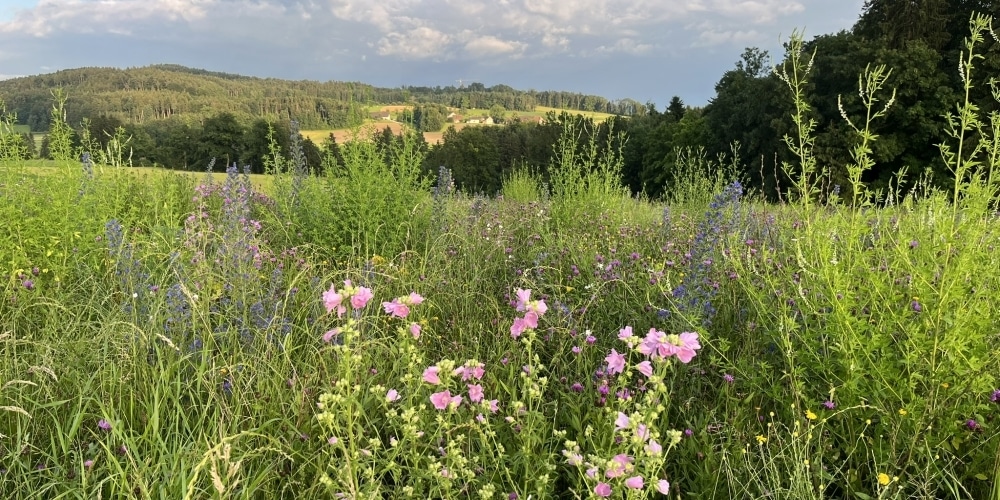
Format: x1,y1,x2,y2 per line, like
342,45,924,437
322,328,341,343
422,366,441,385
515,288,532,311
322,286,346,317
605,349,626,375
383,300,410,318
624,476,644,489
386,389,401,402
511,317,529,338
635,361,653,378
467,384,484,403
430,390,453,410
594,483,612,497
638,328,672,359
614,412,630,431
409,323,421,339
618,325,634,342
351,286,374,310
671,331,701,363
656,480,670,494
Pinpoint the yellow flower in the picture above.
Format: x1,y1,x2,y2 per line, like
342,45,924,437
940,383,949,389
898,408,907,416
755,435,767,444
877,473,890,486
806,410,817,421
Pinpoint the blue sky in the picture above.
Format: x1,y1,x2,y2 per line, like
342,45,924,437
0,0,865,107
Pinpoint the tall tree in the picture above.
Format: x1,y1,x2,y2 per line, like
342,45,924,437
196,112,245,168
854,0,951,50
703,47,790,198
666,96,686,122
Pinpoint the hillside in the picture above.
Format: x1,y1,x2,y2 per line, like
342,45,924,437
0,65,644,132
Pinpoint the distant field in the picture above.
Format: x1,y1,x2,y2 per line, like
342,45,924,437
300,105,615,147
534,106,615,122
4,160,274,192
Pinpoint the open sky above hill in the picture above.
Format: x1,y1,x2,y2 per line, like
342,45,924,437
0,0,864,108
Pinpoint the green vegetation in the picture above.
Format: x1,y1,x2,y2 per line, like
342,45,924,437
1,10,999,498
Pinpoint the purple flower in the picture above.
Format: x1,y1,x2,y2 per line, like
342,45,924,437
98,419,111,431
966,419,981,431
911,300,922,313
722,373,734,384
990,389,1000,403
22,280,34,290
823,400,836,410
570,383,584,393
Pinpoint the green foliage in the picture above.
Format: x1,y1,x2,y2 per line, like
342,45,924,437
0,100,32,161
547,118,633,230
280,126,432,261
47,89,75,162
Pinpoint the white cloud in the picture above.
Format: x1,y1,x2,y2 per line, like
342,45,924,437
377,26,452,60
464,36,527,58
594,38,654,55
0,0,212,36
693,28,765,47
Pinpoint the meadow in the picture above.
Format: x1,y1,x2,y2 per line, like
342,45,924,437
2,34,1000,500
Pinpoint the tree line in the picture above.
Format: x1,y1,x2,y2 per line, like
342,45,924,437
0,64,636,133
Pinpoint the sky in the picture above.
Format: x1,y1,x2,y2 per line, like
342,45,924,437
0,0,866,107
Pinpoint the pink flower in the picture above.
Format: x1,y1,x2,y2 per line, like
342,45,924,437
515,288,532,311
645,438,662,456
610,453,634,475
351,286,373,309
386,389,400,402
526,299,547,316
383,300,410,318
422,366,441,385
409,323,421,339
488,399,499,413
639,328,673,359
594,483,612,497
430,390,453,410
467,384,484,403
614,412,630,431
510,317,528,338
618,325,633,341
468,364,485,380
636,424,649,441
656,479,670,494
525,311,540,329
322,328,340,343
605,349,626,375
449,394,463,407
635,360,653,378
673,331,701,363
624,476,644,489
406,292,424,305
322,286,346,317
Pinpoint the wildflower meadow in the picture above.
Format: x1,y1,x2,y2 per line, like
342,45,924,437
2,23,1000,500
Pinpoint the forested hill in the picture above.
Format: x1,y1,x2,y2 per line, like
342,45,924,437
0,64,643,131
